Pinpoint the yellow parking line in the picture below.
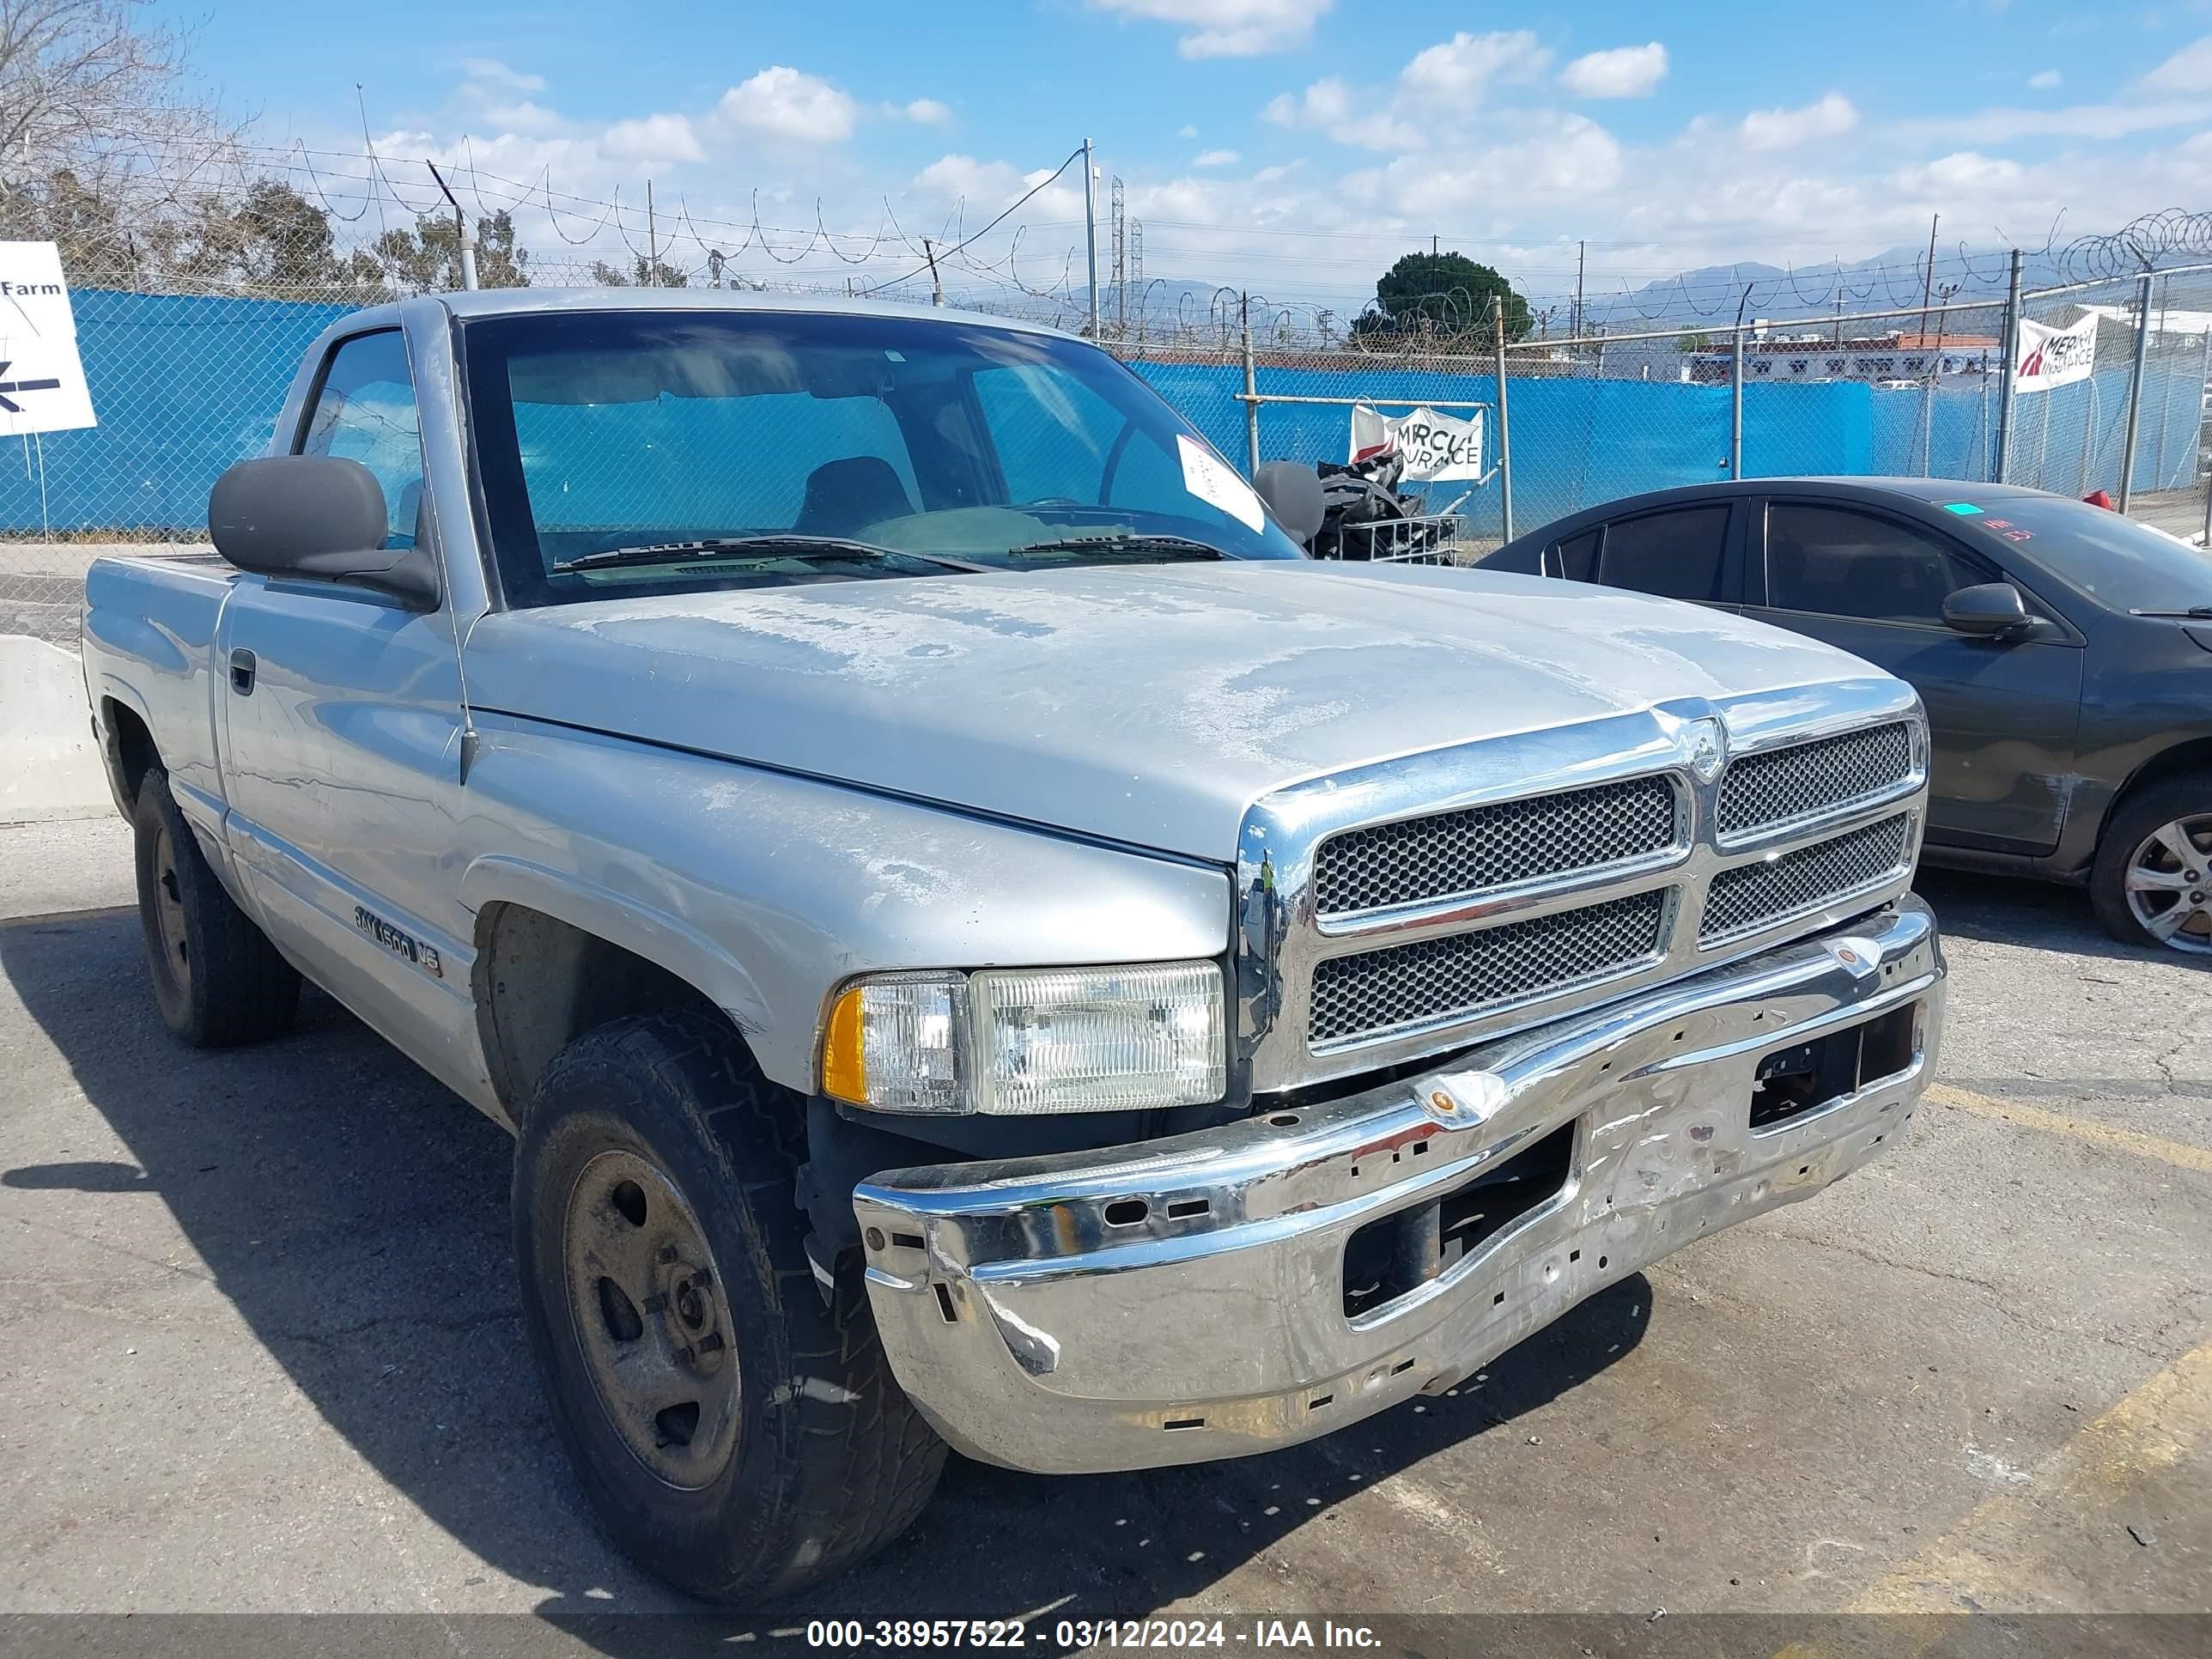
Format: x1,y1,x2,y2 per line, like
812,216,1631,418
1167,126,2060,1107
1926,1083,2212,1176
1844,1337,2212,1613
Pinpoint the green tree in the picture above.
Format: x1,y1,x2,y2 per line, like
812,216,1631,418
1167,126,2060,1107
371,209,532,293
1356,251,1529,342
156,178,386,299
1678,329,1711,353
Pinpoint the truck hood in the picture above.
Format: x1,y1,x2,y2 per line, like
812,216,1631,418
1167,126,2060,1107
464,562,1882,860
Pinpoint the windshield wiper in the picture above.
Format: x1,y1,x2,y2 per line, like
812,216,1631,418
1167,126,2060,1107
2129,605,2212,619
1003,533,1228,562
550,535,988,574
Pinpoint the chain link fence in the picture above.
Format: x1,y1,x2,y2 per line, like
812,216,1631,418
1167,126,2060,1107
6,237,2211,647
1165,276,2212,556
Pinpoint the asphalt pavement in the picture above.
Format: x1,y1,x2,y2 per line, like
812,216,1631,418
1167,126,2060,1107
0,815,2206,1655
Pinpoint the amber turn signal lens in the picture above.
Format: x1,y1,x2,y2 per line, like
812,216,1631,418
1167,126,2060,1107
820,985,868,1104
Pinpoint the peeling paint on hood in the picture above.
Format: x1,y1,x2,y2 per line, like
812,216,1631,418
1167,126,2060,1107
463,562,1881,860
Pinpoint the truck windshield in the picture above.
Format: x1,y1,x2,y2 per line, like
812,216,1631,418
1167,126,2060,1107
460,306,1304,606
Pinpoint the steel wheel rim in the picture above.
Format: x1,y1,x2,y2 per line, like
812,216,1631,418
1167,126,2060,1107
562,1148,741,1490
2122,813,2212,955
149,822,192,998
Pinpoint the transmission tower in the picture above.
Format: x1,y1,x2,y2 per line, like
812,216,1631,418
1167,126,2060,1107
1109,176,1127,339
1127,218,1144,337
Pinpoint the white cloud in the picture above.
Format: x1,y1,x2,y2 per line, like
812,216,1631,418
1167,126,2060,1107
1264,77,1424,150
1894,99,2207,144
1560,43,1668,99
1357,112,1623,216
1085,0,1333,58
2027,69,2062,90
715,66,858,144
1400,30,1552,100
2142,35,2212,93
901,98,953,125
602,112,705,164
1178,123,1199,137
459,58,545,94
1192,148,1241,167
1887,150,2027,195
1740,92,1858,151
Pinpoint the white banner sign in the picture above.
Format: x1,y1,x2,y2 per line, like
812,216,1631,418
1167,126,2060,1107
2011,312,2097,394
0,241,95,436
1349,403,1484,481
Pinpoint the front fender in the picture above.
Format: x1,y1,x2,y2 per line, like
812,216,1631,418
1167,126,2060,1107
457,713,1236,1094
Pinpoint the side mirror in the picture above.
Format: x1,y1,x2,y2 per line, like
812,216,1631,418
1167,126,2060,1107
1252,460,1326,549
1942,581,2032,638
209,455,441,611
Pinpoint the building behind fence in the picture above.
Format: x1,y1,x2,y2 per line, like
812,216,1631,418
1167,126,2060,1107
4,260,2209,554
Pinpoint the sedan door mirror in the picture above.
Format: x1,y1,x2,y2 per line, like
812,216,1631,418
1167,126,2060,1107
209,455,441,611
1942,581,2032,638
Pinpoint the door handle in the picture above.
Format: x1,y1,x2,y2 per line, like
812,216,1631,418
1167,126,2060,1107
229,648,257,696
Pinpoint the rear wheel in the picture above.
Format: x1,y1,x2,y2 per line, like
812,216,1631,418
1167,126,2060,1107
513,1011,944,1602
131,769,301,1045
2089,778,2212,954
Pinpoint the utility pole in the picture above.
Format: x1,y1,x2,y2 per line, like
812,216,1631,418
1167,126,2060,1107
1573,239,1585,342
922,239,944,307
1431,234,1439,258
1917,213,1939,343
646,179,659,287
1834,285,1844,346
1082,137,1101,340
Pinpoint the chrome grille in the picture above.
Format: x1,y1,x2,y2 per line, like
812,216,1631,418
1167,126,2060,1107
1715,722,1914,839
1314,775,1679,916
1310,890,1669,1047
1699,814,1912,946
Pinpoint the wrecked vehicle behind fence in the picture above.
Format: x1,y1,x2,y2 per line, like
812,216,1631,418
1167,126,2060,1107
80,289,1947,1601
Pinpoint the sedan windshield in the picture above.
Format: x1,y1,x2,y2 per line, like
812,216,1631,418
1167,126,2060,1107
460,307,1304,606
1948,495,2212,615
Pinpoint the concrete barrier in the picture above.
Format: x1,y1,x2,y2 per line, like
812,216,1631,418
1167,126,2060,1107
0,634,112,824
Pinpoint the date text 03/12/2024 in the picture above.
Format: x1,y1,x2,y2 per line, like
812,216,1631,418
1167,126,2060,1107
803,1619,1382,1650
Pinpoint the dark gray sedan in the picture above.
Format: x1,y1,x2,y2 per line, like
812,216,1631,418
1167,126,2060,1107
1479,478,2212,953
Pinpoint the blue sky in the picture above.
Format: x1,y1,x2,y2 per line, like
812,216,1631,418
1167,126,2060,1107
164,0,2212,312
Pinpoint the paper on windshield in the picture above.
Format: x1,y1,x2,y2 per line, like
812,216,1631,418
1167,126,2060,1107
1176,434,1264,532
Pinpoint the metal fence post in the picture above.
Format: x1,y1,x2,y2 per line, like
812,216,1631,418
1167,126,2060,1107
2117,270,2154,513
1729,321,1745,481
1083,137,1100,340
1996,249,2023,483
1493,304,1513,544
1240,293,1260,477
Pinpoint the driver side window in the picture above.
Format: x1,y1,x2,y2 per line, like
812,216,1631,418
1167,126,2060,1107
296,330,424,550
1764,501,1991,624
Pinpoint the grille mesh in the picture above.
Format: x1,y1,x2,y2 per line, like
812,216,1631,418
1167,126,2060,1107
1715,722,1913,838
1700,815,1911,945
1313,775,1679,916
1310,890,1669,1047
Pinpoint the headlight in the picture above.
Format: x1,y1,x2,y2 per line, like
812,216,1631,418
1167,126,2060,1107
820,962,1227,1115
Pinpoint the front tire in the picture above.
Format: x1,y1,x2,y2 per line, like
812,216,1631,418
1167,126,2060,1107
131,768,301,1046
513,1012,944,1602
2089,775,2212,953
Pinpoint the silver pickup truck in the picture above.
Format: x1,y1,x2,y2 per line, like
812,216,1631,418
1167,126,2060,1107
82,289,1947,1601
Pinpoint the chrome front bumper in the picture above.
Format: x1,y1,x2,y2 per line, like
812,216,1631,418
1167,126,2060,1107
853,898,1946,1475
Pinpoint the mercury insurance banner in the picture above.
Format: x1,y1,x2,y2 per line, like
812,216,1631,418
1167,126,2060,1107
1348,402,1485,481
2011,312,2098,394
0,241,97,436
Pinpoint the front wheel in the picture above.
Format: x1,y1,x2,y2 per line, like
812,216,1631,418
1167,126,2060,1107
2089,777,2212,953
513,1012,944,1602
